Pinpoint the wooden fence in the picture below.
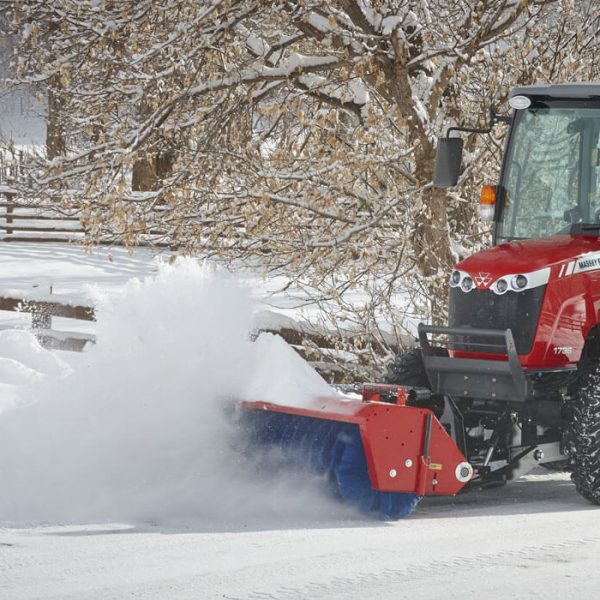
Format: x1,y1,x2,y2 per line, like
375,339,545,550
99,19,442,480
0,292,408,382
0,157,173,247
0,190,176,248
0,189,85,244
0,154,83,243
0,293,95,352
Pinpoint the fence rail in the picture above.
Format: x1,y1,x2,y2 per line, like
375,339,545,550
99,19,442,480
0,294,95,352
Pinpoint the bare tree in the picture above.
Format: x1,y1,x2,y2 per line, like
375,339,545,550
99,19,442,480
2,0,599,378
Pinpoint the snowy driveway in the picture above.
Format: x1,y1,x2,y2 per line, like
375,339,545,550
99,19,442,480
2,473,599,600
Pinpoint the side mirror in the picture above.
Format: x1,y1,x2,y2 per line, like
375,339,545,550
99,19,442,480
433,137,463,188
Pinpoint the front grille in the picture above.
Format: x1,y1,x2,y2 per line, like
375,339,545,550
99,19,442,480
448,286,546,355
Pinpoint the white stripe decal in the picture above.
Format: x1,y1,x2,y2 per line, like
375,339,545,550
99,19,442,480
566,261,576,276
558,264,566,278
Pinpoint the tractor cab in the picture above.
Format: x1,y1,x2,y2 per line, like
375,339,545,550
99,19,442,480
496,88,600,243
435,84,600,243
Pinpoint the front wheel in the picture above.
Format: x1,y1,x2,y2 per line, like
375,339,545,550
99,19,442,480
565,360,600,504
383,347,445,418
383,347,430,387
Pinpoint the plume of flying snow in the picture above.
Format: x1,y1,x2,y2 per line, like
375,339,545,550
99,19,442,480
0,260,347,525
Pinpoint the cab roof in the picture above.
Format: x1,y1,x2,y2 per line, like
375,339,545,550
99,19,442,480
510,83,600,100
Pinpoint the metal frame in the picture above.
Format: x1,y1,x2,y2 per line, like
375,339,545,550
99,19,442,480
446,110,511,138
418,324,529,402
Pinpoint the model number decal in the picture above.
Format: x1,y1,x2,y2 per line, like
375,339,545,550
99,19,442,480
554,346,573,355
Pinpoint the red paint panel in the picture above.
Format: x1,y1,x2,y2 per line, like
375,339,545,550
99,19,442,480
459,235,600,277
454,233,600,370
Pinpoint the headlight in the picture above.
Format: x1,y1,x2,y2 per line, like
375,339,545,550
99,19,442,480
511,274,528,290
450,270,461,286
490,267,550,295
461,276,474,292
495,278,508,294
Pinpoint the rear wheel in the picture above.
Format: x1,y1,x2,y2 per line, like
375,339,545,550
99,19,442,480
565,360,600,504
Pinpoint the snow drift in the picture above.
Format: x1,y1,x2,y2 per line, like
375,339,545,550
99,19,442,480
0,260,342,525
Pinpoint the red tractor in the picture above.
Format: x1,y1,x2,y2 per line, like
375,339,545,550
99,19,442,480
243,83,600,517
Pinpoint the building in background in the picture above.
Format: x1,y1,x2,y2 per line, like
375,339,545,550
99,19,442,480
0,28,45,152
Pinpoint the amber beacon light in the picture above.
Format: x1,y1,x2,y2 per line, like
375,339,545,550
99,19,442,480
480,184,496,221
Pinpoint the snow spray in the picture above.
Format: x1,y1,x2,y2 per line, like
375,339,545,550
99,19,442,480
0,260,344,525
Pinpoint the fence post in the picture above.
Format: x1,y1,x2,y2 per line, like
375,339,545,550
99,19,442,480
31,308,52,330
5,192,14,235
30,282,53,330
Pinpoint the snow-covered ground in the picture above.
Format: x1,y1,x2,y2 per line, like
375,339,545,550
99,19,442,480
1,242,599,599
3,475,599,600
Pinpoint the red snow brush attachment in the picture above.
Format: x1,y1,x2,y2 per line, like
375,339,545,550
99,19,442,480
239,385,472,519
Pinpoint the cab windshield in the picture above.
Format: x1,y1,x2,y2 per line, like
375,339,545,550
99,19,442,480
496,101,600,242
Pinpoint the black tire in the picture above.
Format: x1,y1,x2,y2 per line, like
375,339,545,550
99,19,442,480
384,347,429,387
383,346,446,419
565,360,600,504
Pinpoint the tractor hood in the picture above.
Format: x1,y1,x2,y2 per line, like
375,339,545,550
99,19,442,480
455,234,600,291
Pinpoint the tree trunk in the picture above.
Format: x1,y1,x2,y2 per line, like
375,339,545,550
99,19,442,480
131,97,175,191
411,186,455,323
409,138,455,322
131,157,158,191
46,74,65,160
